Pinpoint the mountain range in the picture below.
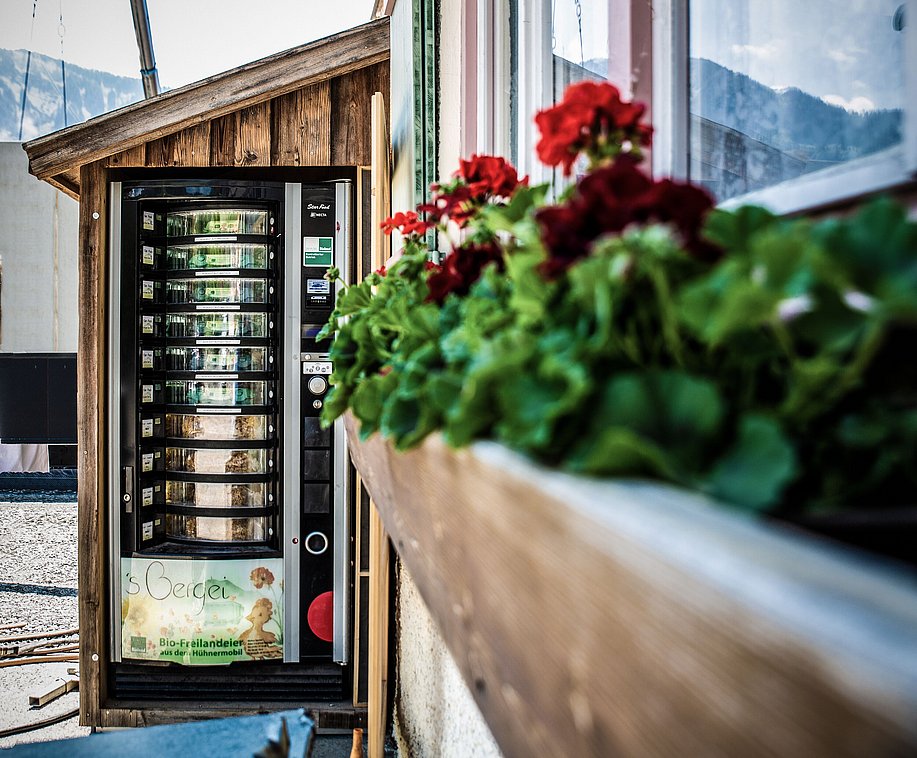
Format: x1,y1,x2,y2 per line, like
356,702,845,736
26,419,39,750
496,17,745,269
691,58,902,165
0,48,143,141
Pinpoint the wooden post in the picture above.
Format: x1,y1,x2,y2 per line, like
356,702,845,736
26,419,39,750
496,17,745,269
366,91,392,758
77,160,109,726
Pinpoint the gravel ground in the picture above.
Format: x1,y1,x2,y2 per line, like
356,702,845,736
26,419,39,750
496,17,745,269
0,500,88,750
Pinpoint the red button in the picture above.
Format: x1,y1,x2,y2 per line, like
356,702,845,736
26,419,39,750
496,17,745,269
307,591,334,642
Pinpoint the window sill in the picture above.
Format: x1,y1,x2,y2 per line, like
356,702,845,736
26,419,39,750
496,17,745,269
717,144,916,215
345,413,917,756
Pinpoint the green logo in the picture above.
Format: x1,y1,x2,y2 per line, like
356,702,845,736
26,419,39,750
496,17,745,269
303,236,333,266
131,635,146,652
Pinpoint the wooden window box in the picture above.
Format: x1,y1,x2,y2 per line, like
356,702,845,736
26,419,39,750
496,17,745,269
344,414,917,757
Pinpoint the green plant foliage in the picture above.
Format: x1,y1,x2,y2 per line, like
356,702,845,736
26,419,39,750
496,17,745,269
318,80,917,517
320,192,917,516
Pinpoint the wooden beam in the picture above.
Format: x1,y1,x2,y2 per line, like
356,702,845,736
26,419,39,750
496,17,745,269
367,504,390,758
77,160,109,727
346,419,917,757
365,91,392,758
370,94,390,270
47,172,80,201
23,19,390,180
29,679,79,707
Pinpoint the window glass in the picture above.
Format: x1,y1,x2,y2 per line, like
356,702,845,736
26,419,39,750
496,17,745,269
690,0,905,202
552,0,610,98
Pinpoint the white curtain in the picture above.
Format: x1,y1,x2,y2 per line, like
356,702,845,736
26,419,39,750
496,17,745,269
0,444,50,473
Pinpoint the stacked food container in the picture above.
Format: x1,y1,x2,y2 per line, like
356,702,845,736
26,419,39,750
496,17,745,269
136,207,280,549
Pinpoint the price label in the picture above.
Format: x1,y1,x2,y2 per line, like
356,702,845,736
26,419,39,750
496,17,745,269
142,315,154,334
142,245,155,265
141,350,154,369
143,211,155,231
142,521,154,540
142,453,154,472
142,385,154,403
142,487,153,507
142,281,154,300
141,419,154,437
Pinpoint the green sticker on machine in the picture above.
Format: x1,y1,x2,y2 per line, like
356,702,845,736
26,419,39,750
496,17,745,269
303,236,333,266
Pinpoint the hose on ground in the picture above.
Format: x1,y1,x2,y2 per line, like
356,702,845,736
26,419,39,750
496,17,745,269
0,707,80,739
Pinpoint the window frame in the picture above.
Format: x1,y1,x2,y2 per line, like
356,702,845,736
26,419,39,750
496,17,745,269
514,0,553,184
652,0,917,212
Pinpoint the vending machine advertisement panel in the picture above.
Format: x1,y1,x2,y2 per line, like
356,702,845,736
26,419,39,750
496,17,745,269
120,557,285,664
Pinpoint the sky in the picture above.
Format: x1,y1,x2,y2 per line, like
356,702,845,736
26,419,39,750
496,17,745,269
690,0,905,111
0,0,376,88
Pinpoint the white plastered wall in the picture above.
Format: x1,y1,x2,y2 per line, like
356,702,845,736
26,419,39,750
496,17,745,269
0,142,78,352
394,565,503,758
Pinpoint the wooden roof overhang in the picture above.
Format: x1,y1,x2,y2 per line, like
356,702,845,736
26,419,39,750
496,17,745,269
22,17,389,199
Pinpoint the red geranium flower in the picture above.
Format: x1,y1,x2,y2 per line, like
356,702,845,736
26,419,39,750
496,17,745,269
458,155,528,199
381,210,433,237
426,242,505,304
535,81,653,175
536,156,717,277
418,183,477,227
418,155,528,229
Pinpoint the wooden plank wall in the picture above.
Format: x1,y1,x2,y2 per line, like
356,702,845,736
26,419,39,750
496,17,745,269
102,63,387,171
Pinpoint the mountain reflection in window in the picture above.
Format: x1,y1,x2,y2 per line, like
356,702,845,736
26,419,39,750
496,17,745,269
689,0,905,201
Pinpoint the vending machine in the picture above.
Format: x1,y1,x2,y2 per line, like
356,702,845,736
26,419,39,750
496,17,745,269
108,177,353,700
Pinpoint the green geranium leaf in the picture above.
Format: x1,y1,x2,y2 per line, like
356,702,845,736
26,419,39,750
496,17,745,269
703,205,778,253
381,390,439,449
568,371,725,480
505,248,552,325
679,268,780,346
492,348,592,453
705,415,797,512
350,372,397,438
567,427,677,478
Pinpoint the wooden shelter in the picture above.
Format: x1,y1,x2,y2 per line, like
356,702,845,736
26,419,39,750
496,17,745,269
22,18,389,728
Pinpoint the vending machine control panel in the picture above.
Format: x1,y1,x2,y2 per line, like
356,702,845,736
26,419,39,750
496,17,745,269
295,182,351,661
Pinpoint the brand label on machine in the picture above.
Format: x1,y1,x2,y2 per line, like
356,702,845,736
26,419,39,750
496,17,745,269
142,245,155,265
120,557,285,665
303,237,333,267
306,278,331,294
